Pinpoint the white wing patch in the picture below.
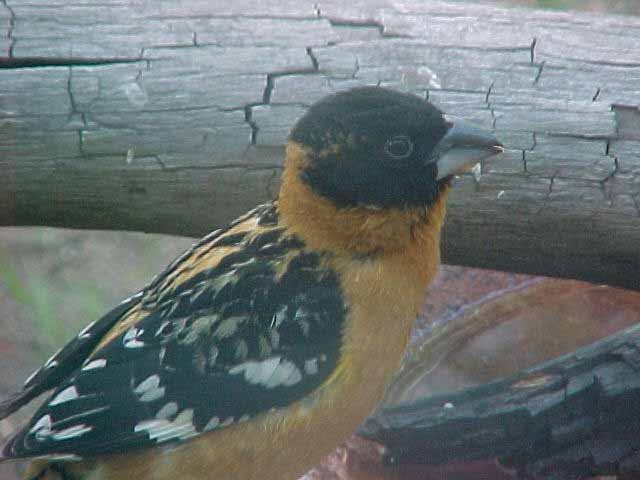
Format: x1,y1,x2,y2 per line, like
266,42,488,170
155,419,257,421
134,408,197,443
44,348,63,369
47,454,83,462
229,357,302,388
134,374,166,402
140,387,166,403
156,402,178,420
304,358,319,375
50,425,93,441
134,375,160,394
77,321,97,339
81,358,107,371
219,417,234,427
123,327,145,349
203,415,220,432
49,386,79,406
28,415,93,443
213,316,241,339
29,414,52,436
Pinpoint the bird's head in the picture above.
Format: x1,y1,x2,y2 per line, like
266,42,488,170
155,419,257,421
278,86,503,255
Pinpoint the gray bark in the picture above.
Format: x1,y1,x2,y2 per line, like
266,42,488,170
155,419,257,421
1,0,640,290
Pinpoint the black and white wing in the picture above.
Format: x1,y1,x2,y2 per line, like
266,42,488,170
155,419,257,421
2,203,347,459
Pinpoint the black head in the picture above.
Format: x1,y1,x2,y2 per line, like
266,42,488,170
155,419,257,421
289,86,503,211
290,87,450,210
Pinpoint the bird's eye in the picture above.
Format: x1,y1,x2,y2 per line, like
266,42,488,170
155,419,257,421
385,135,413,159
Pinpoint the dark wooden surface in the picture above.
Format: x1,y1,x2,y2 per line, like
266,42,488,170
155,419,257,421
1,0,640,291
361,318,640,479
355,278,640,479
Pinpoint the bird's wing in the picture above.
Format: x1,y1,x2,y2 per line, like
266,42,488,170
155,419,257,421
0,204,269,422
3,202,347,460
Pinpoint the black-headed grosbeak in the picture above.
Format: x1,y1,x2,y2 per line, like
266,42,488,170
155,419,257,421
0,87,503,480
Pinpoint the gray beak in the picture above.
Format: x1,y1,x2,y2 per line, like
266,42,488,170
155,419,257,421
434,115,504,180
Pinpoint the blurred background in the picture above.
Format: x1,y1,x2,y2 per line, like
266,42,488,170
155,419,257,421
1,0,639,479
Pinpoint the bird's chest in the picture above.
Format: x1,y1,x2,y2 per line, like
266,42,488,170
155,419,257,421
332,247,438,388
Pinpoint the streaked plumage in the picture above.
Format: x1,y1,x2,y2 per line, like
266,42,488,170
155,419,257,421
4,203,346,460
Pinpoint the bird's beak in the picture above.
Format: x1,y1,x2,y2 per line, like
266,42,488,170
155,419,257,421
434,115,504,180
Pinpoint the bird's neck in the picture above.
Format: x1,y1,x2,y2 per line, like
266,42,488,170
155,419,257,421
278,142,450,258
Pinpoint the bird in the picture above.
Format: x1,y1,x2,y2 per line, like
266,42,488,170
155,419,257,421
0,86,503,480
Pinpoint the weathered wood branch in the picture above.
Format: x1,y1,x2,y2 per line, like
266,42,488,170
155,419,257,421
1,0,640,292
361,319,640,479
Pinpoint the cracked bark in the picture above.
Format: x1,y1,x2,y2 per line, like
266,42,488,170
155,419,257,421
1,0,640,294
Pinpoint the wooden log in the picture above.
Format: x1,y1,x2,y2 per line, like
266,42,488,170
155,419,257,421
1,0,640,292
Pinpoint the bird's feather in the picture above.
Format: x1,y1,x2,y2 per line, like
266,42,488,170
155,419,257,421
3,203,346,460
